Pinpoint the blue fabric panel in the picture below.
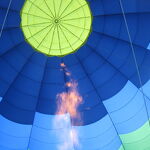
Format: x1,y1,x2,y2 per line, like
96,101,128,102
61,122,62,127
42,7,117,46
0,42,33,96
0,115,31,137
143,80,150,101
145,96,150,117
38,83,65,104
78,90,100,110
89,0,104,16
130,52,150,88
92,32,149,87
44,68,64,84
71,103,107,126
77,48,127,100
37,66,65,114
0,58,17,83
147,43,150,50
0,29,24,55
88,0,150,16
0,131,28,149
0,0,25,11
73,115,122,150
2,44,33,71
93,14,150,48
0,145,26,150
29,138,74,150
37,97,58,114
4,86,38,110
0,9,20,28
28,112,74,150
8,28,25,44
81,52,105,74
115,106,148,134
68,64,87,80
0,115,31,149
46,57,62,69
34,112,71,129
120,0,150,13
97,72,127,100
103,81,149,134
76,77,94,95
31,126,71,143
86,32,103,49
0,100,35,124
0,53,47,124
75,45,92,60
63,54,79,67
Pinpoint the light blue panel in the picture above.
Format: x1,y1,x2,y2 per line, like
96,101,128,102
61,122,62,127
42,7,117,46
33,112,71,129
103,81,138,112
0,115,31,137
0,145,27,150
0,115,31,149
73,115,113,138
115,105,147,134
142,80,150,98
29,138,74,150
109,90,144,123
141,79,150,117
145,96,150,117
0,131,28,149
31,126,71,143
147,43,150,50
29,112,74,150
0,97,2,102
102,136,123,150
103,81,149,133
72,115,122,150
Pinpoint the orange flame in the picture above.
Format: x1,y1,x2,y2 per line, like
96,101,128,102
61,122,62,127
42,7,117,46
60,63,66,68
54,64,82,150
57,81,82,119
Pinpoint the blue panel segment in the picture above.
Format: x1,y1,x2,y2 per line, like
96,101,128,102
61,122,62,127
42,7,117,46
76,46,127,100
0,0,25,11
103,81,149,134
0,9,20,28
143,80,150,99
0,29,25,55
147,43,150,50
0,42,33,96
28,112,74,150
0,115,31,149
73,115,123,150
0,53,47,124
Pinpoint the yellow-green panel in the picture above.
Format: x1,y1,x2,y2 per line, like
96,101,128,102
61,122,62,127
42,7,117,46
20,0,92,57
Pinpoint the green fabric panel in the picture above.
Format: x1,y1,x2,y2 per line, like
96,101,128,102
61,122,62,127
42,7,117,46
120,121,150,150
20,0,92,56
119,145,125,150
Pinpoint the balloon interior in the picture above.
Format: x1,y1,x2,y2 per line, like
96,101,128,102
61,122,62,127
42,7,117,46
0,0,150,150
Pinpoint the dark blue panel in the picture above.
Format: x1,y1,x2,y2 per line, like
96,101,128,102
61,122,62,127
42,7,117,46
0,100,34,124
98,73,127,100
0,9,20,28
72,102,107,125
0,0,25,11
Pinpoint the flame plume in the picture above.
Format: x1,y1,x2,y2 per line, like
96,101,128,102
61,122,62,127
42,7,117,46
53,63,83,150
